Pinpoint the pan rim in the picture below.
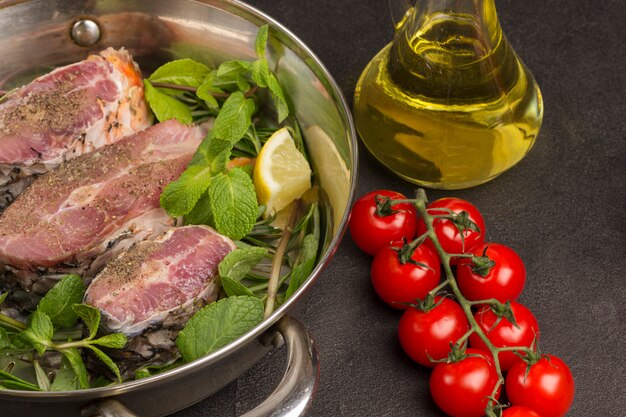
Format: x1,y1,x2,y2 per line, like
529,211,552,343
0,0,358,400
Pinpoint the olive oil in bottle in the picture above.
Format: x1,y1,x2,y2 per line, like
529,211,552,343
354,0,543,189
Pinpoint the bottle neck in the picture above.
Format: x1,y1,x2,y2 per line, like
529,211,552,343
388,0,517,102
398,0,501,52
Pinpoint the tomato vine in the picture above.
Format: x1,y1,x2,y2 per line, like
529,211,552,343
350,188,575,417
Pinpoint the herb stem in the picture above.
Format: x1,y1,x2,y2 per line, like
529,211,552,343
244,85,259,98
52,328,84,341
242,236,277,252
245,272,270,282
52,340,87,350
150,82,200,93
248,272,291,293
0,313,27,332
247,125,263,155
248,282,269,293
264,201,300,318
150,82,258,99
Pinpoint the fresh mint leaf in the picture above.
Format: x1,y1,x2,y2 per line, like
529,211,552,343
134,368,151,380
61,348,89,389
220,276,255,297
211,92,255,143
176,296,263,362
90,375,111,388
23,311,53,355
267,73,289,123
236,76,250,92
50,356,79,391
134,360,181,380
148,59,211,88
91,333,127,349
190,136,233,174
9,332,31,350
251,58,270,88
255,25,269,58
235,240,256,250
144,80,193,124
184,191,213,225
216,60,252,81
33,360,51,391
196,72,222,109
161,137,233,218
208,168,258,240
219,247,268,282
160,164,212,217
72,304,100,340
86,345,122,382
210,61,251,93
285,234,318,299
250,57,289,122
37,274,84,329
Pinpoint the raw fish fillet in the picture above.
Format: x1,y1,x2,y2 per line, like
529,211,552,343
84,225,235,376
0,120,207,293
85,225,234,336
0,47,151,207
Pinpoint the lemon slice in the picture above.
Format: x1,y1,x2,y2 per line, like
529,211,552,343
305,126,351,233
253,127,312,216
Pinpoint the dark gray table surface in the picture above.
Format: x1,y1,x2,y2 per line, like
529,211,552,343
174,0,626,416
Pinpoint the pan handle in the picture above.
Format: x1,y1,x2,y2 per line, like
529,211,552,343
93,399,139,417
240,315,320,417
93,315,320,417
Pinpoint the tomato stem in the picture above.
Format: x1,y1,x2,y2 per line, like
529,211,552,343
386,198,414,205
413,188,532,413
455,328,475,347
427,279,450,297
494,346,534,354
467,298,503,307
450,253,474,258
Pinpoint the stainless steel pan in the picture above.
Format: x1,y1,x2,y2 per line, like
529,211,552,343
0,1,358,416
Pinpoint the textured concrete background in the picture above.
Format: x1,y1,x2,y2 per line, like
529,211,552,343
174,0,626,416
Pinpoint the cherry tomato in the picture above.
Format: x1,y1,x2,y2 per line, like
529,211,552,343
398,296,469,367
506,355,575,417
349,190,417,256
430,348,501,417
416,198,485,261
502,406,543,417
469,301,539,371
370,240,441,309
456,243,526,302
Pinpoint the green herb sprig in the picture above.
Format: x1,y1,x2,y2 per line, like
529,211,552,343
145,25,289,242
0,275,126,390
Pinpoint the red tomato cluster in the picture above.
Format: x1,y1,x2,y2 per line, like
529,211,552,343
349,190,575,417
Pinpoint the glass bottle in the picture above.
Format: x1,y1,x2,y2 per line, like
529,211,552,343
353,0,543,189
